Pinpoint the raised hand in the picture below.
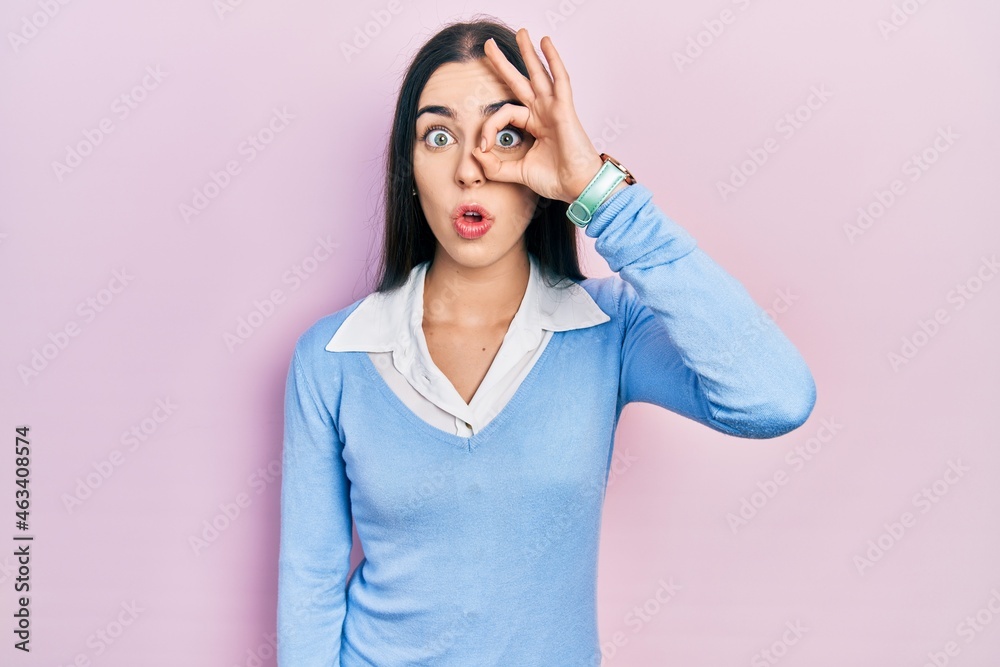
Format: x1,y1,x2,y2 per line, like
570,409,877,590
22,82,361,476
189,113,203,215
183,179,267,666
473,28,605,204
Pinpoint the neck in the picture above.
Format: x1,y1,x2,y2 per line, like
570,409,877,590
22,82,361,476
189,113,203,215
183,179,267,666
423,246,530,329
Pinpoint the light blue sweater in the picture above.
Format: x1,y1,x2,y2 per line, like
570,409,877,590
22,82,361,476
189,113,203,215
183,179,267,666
277,182,817,666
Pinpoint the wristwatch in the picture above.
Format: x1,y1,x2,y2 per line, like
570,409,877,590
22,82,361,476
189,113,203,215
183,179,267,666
566,153,637,228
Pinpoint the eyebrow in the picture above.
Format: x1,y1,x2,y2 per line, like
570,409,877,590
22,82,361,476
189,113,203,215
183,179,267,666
416,98,523,121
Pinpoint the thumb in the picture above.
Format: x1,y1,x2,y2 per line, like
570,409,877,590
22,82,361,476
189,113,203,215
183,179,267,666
474,146,522,185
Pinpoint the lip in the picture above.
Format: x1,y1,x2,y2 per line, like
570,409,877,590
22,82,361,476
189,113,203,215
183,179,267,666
451,202,494,240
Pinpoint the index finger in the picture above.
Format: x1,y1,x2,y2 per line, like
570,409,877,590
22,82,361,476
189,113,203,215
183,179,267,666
483,37,537,105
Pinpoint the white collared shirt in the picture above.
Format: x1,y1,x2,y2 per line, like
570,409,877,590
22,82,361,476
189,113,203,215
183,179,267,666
326,253,610,437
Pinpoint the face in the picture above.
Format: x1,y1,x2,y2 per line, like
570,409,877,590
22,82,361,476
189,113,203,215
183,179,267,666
412,57,539,271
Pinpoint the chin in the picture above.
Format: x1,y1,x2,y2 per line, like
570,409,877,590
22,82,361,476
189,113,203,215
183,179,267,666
437,241,513,268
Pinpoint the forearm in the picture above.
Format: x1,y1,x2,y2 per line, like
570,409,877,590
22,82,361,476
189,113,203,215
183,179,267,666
585,183,816,437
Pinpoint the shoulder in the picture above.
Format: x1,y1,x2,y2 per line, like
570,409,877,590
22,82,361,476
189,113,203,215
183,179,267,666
289,295,368,373
573,273,635,334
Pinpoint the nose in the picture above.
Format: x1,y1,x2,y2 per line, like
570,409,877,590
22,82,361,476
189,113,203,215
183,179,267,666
455,140,485,188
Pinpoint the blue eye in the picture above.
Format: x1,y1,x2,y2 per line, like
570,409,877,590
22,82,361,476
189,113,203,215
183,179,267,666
419,124,525,150
421,126,453,148
495,127,523,149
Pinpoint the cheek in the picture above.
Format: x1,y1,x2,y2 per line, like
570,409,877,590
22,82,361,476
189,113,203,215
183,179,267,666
412,149,424,177
413,143,432,169
412,150,444,185
510,188,540,224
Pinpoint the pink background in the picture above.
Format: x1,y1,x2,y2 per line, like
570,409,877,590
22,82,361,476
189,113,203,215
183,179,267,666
2,1,999,665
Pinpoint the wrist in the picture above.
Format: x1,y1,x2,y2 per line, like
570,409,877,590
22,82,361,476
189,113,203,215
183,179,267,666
565,154,605,203
605,179,630,201
564,152,638,228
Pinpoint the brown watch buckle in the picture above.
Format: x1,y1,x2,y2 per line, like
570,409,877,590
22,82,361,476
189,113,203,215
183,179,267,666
600,153,637,185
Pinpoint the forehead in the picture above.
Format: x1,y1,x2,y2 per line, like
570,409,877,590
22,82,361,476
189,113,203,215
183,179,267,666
417,59,515,116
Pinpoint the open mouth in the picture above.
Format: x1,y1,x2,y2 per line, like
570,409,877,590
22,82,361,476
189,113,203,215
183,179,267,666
452,207,494,239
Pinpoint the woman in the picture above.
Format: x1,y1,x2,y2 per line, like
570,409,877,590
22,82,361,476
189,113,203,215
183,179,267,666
277,18,816,666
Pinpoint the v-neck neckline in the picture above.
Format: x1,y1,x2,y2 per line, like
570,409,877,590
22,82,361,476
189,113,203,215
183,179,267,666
357,331,563,451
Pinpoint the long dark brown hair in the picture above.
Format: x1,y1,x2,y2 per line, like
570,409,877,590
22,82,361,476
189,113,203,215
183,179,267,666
372,16,586,293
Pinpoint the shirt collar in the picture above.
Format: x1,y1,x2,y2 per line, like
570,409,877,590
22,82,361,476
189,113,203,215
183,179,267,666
325,253,610,354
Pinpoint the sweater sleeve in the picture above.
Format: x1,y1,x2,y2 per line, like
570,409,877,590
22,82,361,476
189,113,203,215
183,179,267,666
277,348,353,666
584,182,816,439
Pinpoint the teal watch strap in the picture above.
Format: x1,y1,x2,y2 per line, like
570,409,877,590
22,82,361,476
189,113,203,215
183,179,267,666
566,153,637,228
